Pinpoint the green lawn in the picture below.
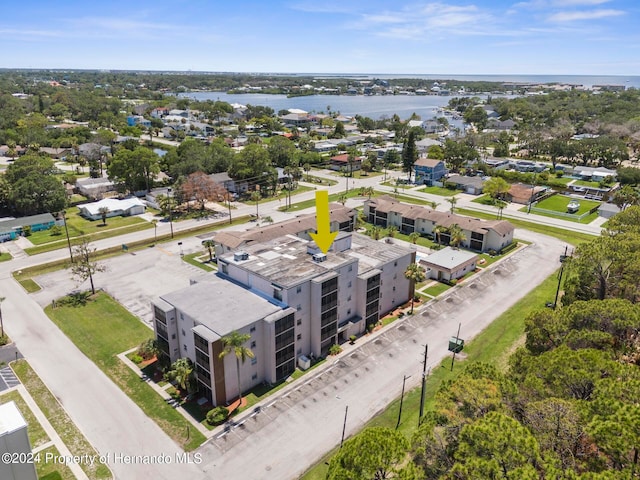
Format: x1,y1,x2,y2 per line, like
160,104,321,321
19,278,42,293
303,175,338,186
12,360,112,480
456,208,597,246
534,195,600,215
572,179,602,188
330,170,384,179
35,446,76,480
44,292,206,451
182,251,217,271
279,188,379,212
422,282,452,297
0,389,50,449
0,252,11,262
471,194,499,205
300,271,560,480
421,186,463,196
551,176,574,185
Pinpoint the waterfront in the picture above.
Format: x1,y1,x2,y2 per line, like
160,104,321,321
178,91,480,121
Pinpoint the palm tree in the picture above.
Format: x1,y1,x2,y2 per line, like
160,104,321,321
449,224,467,249
202,240,215,262
409,232,420,244
303,163,311,181
404,263,426,314
167,358,195,394
386,225,398,238
446,196,458,214
429,200,439,211
359,186,374,199
262,216,274,225
151,219,158,245
369,225,382,240
494,199,507,220
219,331,255,405
250,190,261,218
98,207,110,226
433,225,447,245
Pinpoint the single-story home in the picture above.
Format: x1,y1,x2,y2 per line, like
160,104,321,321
415,138,442,154
145,187,172,209
0,213,56,242
445,174,486,195
76,177,116,200
573,166,616,182
78,198,146,221
420,247,479,282
506,183,547,205
209,172,248,194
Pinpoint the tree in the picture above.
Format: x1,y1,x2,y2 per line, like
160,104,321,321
303,162,311,181
483,177,511,201
402,129,418,182
405,262,426,314
107,146,160,193
250,190,261,218
409,232,420,244
219,331,254,405
98,206,109,226
181,171,223,210
369,225,382,240
166,358,196,394
434,225,448,245
463,105,489,131
332,121,345,138
359,186,374,199
612,185,640,211
202,240,215,263
327,427,419,480
267,135,297,168
449,223,467,249
446,196,458,213
68,239,106,295
386,225,398,238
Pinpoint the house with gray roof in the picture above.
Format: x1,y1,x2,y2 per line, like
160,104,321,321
0,213,56,242
420,247,478,281
445,174,486,195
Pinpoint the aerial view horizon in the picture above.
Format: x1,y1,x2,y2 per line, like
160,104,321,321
2,0,639,75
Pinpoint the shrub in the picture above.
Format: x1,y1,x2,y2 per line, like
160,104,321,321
206,406,230,425
22,225,32,237
487,249,497,256
137,338,160,360
349,335,356,344
399,311,405,317
0,334,9,346
130,354,143,365
328,344,342,356
50,225,63,236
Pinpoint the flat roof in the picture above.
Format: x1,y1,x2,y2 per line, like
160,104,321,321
423,247,478,270
220,232,413,288
161,275,281,337
0,401,27,436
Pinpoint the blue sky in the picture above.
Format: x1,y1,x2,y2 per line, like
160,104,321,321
1,0,639,75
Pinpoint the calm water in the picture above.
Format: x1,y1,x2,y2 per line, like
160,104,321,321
178,74,639,121
178,92,478,121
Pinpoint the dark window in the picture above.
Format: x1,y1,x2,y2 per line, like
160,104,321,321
154,306,167,324
321,308,338,328
251,340,256,348
195,349,210,369
367,275,380,289
157,337,169,356
155,320,168,340
297,333,302,340
321,323,337,342
321,277,338,296
321,292,338,311
275,314,295,335
366,300,379,318
250,326,256,333
276,359,295,380
275,344,295,367
471,232,484,241
194,333,208,353
275,329,295,351
366,287,380,303
196,365,211,387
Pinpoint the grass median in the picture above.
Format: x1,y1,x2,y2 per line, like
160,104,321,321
44,291,206,451
11,360,112,480
300,270,559,480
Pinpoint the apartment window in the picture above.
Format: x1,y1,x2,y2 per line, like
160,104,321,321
347,309,351,315
273,288,283,301
221,263,228,274
251,357,257,365
171,334,176,340
394,261,398,267
251,341,256,348
348,281,352,288
183,344,187,352
297,319,302,326
296,285,302,293
250,326,256,333
181,329,185,337
180,313,184,320
348,295,351,301
252,373,258,380
297,304,302,311
297,333,302,340
297,348,302,355
348,265,353,272
393,286,396,291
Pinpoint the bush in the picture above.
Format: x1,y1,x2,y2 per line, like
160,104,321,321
328,344,342,356
137,338,160,360
487,249,497,256
206,406,230,426
130,354,143,365
349,335,356,344
50,225,63,236
22,225,32,237
0,334,9,346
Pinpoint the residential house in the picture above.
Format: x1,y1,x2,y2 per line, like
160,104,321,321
209,172,248,194
78,198,145,220
445,174,486,195
415,138,441,154
145,187,172,210
76,177,115,200
414,158,447,185
151,107,169,119
127,115,151,128
0,213,56,242
483,158,510,170
572,166,616,182
364,196,514,253
329,153,363,172
506,183,547,205
38,146,72,159
420,247,478,281
152,231,414,406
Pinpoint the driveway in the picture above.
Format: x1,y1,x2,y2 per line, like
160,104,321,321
195,229,565,479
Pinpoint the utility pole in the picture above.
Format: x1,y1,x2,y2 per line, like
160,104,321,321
554,246,569,308
340,405,348,448
396,374,411,430
61,210,74,262
450,322,461,372
419,344,428,425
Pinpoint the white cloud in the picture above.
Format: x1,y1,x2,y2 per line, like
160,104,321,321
548,8,624,21
511,0,611,10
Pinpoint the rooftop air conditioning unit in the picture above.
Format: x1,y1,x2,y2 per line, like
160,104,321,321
312,253,327,263
234,251,249,261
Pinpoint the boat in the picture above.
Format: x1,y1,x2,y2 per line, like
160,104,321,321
567,200,580,213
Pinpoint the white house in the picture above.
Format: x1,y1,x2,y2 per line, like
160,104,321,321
79,198,146,220
0,402,38,480
420,247,478,281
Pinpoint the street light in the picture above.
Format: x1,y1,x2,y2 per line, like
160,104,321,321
0,296,5,338
167,188,174,239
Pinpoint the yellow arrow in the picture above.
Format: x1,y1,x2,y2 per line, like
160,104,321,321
309,190,337,254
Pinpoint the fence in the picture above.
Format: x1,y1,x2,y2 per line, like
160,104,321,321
529,205,593,221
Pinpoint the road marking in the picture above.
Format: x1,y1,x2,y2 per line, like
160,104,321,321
156,247,173,256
